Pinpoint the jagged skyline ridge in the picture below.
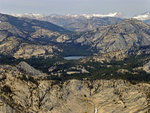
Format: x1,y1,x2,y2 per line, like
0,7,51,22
0,0,150,17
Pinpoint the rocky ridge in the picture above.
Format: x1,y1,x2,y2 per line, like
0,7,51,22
76,19,150,61
0,13,72,59
76,19,150,52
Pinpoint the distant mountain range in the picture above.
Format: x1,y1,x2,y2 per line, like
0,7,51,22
7,12,150,31
9,12,150,20
9,12,123,31
42,16,123,32
10,12,123,19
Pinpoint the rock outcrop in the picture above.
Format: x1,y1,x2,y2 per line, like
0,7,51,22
17,61,44,76
143,61,150,73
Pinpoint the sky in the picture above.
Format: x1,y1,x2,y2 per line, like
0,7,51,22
0,0,150,17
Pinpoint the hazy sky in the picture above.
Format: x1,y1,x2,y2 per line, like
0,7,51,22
0,0,150,17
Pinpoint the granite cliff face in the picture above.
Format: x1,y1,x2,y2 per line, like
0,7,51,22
0,63,150,113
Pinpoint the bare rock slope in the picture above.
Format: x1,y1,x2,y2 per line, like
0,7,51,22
76,19,150,53
0,13,71,59
0,63,150,113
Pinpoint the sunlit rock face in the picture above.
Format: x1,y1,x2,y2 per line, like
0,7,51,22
76,19,150,53
143,61,150,73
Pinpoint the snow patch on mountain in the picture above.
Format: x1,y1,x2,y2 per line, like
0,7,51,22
11,13,45,19
133,12,150,20
66,12,123,19
5,12,150,20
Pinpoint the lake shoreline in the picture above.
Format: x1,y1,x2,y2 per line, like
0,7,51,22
64,56,87,60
